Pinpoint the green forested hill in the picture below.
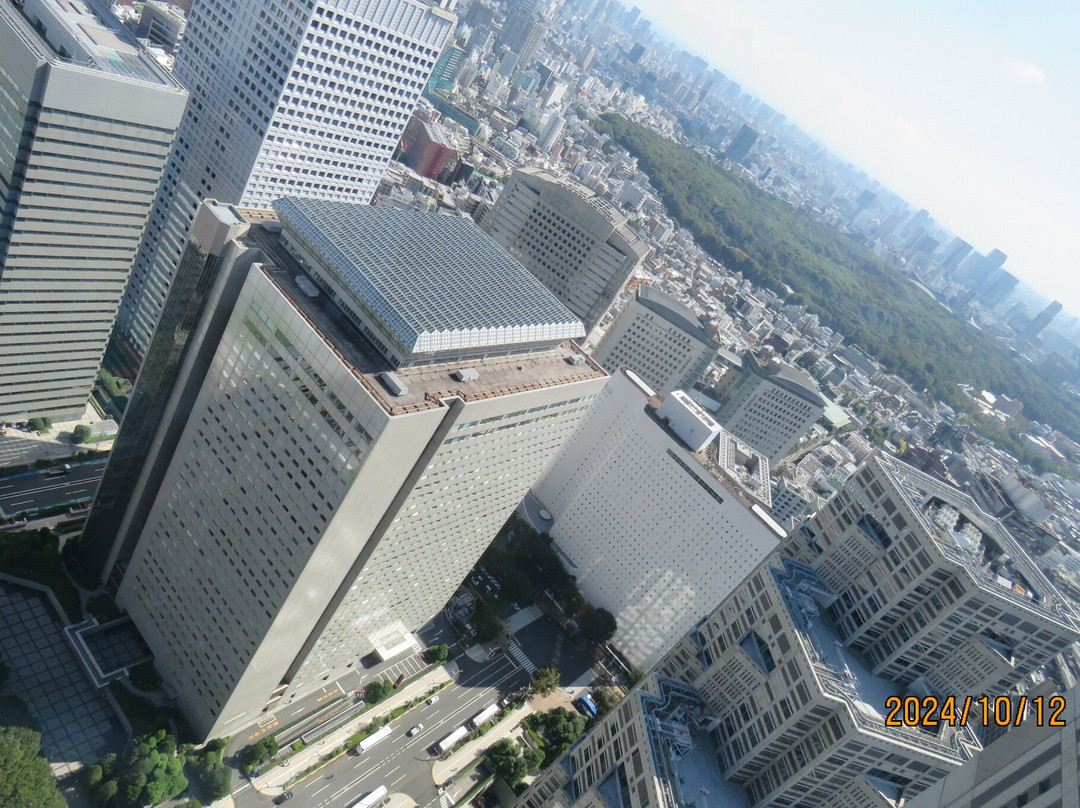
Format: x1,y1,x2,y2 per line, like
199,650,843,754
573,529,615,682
600,114,1080,443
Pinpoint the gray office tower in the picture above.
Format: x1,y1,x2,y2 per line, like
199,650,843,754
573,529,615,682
110,198,607,739
1023,300,1063,340
111,0,456,362
0,0,186,422
482,168,649,333
725,123,760,165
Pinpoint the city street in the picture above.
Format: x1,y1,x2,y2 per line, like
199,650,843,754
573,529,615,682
0,458,106,518
232,652,528,808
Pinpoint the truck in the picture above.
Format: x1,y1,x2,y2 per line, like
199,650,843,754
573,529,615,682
354,724,393,754
576,693,598,718
349,785,388,808
469,704,499,729
435,725,469,756
47,464,71,476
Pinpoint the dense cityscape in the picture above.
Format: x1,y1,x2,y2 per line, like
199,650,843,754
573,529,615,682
0,1,1078,808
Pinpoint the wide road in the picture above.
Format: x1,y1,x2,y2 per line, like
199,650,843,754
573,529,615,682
232,652,527,808
0,458,106,518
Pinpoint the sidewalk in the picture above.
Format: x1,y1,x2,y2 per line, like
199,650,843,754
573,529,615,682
0,403,111,469
252,663,455,795
431,703,533,788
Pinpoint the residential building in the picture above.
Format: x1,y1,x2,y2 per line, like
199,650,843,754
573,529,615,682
482,167,649,333
529,369,782,670
592,284,717,394
905,683,1080,808
0,0,187,422
112,0,456,361
700,350,826,465
113,197,607,739
398,116,455,180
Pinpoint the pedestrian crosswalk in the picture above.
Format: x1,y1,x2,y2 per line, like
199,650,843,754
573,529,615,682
507,640,536,674
505,605,543,634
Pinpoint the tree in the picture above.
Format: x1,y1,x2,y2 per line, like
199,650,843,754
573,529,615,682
501,569,534,604
486,738,526,787
423,644,450,664
592,687,620,716
578,605,617,644
0,726,66,808
239,735,278,775
364,678,395,704
26,417,51,433
543,708,586,747
523,746,545,773
72,424,92,444
530,667,560,696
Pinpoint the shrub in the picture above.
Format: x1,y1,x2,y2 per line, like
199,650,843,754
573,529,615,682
238,736,278,776
72,425,92,444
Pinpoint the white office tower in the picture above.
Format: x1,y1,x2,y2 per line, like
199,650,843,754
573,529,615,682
700,350,826,465
528,370,783,670
904,683,1080,808
0,0,186,421
482,167,649,334
112,0,457,360
592,284,718,394
116,197,607,740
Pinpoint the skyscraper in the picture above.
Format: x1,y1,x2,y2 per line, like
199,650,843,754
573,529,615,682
495,6,547,71
699,351,826,465
0,0,187,422
111,0,457,361
113,198,607,739
529,370,782,669
724,123,759,165
592,284,717,394
482,168,650,333
1022,300,1063,340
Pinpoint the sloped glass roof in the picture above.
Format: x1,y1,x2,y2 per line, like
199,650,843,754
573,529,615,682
274,197,584,355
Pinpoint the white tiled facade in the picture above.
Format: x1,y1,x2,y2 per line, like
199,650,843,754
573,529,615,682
531,370,780,671
591,285,716,395
114,0,455,357
482,168,650,333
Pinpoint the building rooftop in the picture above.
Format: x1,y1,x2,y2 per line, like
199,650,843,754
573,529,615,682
4,0,183,89
274,197,584,357
636,285,717,346
239,208,607,417
772,557,978,763
878,454,1080,631
743,352,826,407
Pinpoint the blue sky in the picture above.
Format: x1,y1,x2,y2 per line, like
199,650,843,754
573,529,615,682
630,0,1080,316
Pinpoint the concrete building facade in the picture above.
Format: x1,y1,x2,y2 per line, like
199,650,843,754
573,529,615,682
0,0,186,421
482,167,649,334
114,198,607,739
592,284,717,394
701,351,826,465
112,0,456,360
530,369,782,670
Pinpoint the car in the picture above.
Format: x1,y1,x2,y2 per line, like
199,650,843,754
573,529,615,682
407,724,424,737
274,792,294,804
427,695,439,705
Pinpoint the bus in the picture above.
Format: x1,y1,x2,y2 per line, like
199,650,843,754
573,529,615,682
469,704,499,728
435,725,469,755
354,725,392,753
349,785,388,808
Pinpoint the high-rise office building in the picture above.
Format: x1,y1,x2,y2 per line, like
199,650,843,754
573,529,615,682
0,0,187,422
1022,300,1063,341
592,285,717,394
529,370,783,670
521,456,1080,808
113,197,607,739
698,351,826,465
495,7,547,70
905,683,1080,808
112,0,457,361
482,167,649,333
939,236,973,273
135,1,188,53
954,248,1007,287
724,124,759,165
537,112,565,153
975,269,1019,309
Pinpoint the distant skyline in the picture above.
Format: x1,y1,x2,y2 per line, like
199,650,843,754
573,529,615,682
631,0,1080,318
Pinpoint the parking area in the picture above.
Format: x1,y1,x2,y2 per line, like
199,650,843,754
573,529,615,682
0,581,125,777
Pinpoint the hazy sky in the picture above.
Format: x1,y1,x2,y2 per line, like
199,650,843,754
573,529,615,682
630,0,1080,316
